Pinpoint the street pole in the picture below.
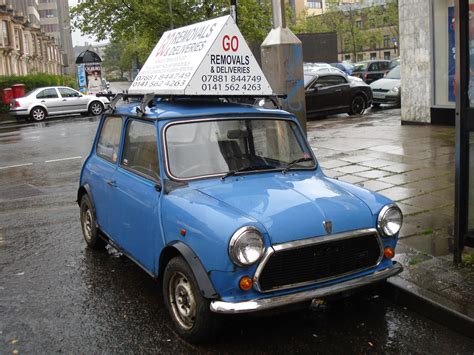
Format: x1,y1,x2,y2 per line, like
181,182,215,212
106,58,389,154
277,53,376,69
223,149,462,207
230,0,237,25
261,0,307,134
168,0,174,29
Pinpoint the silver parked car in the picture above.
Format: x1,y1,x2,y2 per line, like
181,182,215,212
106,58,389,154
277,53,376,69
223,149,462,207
9,86,110,121
369,65,401,107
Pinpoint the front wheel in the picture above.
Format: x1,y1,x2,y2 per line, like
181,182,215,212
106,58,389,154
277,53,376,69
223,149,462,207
89,101,104,116
348,95,366,116
163,257,220,343
29,106,47,121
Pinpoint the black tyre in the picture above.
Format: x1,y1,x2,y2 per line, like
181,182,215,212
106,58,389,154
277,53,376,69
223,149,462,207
372,102,381,108
89,101,104,116
29,106,47,121
163,257,220,343
348,95,366,116
80,194,106,250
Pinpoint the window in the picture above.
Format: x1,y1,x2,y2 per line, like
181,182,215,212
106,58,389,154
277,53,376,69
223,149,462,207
370,52,377,60
384,51,391,60
39,9,57,18
36,88,58,99
357,54,364,62
23,33,29,54
344,54,351,61
383,35,390,47
368,63,380,71
307,0,322,9
314,75,347,88
41,24,58,33
121,120,159,180
356,20,363,28
2,21,9,47
97,116,122,163
58,88,80,98
14,29,20,50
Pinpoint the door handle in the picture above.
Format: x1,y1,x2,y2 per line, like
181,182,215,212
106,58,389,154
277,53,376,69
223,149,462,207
62,99,67,101
335,89,342,92
106,180,117,187
40,100,45,102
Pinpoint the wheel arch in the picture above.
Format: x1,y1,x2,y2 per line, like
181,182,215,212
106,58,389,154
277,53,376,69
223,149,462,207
30,104,49,115
159,241,219,299
88,100,104,110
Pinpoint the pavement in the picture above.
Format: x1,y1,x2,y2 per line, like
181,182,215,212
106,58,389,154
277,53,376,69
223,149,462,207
308,107,474,338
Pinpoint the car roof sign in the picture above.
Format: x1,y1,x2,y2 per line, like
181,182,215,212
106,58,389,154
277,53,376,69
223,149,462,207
128,15,273,96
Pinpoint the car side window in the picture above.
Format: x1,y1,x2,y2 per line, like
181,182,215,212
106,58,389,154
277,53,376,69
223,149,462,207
121,120,160,181
313,76,332,88
36,88,58,99
96,116,122,163
58,88,80,98
327,75,347,85
369,63,379,72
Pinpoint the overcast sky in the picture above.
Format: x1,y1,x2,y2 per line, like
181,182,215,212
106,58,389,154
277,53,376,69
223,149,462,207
68,0,107,47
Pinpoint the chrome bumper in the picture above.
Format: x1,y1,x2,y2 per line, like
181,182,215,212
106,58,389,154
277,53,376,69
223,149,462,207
210,262,402,314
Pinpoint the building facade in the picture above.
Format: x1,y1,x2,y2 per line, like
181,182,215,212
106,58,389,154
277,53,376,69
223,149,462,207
38,0,74,75
0,0,62,76
399,0,455,124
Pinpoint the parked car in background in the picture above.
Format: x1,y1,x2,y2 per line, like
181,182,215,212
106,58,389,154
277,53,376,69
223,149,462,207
370,65,401,107
304,70,373,118
78,97,403,342
330,62,354,75
307,65,363,83
389,57,400,69
9,86,110,121
351,60,391,84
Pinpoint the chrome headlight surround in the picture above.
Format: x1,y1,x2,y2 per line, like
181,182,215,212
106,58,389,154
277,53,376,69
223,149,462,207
377,204,403,237
228,226,264,267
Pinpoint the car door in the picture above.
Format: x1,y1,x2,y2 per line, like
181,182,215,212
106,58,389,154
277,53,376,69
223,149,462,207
109,118,163,273
57,87,89,113
306,75,349,115
35,88,63,114
89,115,123,237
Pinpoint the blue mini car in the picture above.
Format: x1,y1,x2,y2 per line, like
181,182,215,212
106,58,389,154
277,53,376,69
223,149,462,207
78,97,403,342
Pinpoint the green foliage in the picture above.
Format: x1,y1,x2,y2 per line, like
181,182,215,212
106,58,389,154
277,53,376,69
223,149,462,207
71,0,272,66
290,0,399,62
0,74,77,112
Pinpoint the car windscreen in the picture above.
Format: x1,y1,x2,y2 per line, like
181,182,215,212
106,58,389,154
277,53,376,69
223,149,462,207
165,119,316,179
304,74,315,87
386,66,401,79
352,63,368,72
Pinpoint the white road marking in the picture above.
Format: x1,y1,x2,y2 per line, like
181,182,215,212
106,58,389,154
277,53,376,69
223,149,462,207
45,156,82,163
0,163,33,170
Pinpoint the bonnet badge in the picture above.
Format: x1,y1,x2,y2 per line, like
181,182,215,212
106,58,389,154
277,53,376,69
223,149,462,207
323,220,333,234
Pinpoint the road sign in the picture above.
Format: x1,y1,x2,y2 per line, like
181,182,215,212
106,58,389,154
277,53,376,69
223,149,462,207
129,15,272,96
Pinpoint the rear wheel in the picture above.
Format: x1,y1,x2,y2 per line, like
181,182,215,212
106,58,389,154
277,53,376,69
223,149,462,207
80,194,106,250
163,257,220,343
348,95,366,116
89,101,104,116
29,106,47,121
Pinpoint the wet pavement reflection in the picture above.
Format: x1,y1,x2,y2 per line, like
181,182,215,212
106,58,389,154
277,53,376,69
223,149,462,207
1,113,473,353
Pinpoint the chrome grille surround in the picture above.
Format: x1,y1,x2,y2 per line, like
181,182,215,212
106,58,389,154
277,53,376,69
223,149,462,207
253,228,383,293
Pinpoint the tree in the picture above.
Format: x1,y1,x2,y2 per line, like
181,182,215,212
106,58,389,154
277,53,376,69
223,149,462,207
71,0,272,60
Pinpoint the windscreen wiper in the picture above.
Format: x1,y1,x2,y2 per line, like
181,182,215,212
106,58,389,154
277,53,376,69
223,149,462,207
221,165,276,180
281,157,314,174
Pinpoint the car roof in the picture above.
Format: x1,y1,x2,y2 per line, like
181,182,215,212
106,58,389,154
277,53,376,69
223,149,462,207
113,99,292,121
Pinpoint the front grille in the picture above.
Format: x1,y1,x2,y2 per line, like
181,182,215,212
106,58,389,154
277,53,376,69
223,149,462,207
257,232,382,292
373,88,389,93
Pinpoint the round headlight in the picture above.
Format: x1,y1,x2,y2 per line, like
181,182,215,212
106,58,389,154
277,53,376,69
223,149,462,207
229,227,264,267
377,204,403,237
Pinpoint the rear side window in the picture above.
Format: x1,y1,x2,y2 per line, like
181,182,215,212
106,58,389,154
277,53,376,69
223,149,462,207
36,88,58,99
369,63,379,71
96,116,122,163
121,120,159,181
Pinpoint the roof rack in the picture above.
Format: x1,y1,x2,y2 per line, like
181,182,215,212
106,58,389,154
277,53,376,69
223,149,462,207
96,93,286,117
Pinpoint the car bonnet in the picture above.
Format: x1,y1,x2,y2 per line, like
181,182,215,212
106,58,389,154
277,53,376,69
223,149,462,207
195,173,374,245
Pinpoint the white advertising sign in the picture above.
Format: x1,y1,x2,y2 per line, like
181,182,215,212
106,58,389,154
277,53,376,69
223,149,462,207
129,15,273,96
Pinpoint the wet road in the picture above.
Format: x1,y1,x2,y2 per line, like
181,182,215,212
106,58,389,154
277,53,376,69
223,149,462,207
1,114,474,354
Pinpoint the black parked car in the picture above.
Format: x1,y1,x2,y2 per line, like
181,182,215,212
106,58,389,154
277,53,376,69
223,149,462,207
304,71,373,118
351,60,391,84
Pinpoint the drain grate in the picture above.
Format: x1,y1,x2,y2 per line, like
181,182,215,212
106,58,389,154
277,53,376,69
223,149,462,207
0,183,44,201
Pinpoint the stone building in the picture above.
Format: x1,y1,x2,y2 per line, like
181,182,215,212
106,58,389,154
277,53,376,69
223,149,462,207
0,0,63,76
399,0,456,125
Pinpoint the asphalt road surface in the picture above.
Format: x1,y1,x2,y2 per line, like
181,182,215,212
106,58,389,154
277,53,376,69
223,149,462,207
1,113,473,354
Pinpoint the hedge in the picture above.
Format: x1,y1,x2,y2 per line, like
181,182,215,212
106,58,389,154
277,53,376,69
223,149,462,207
0,73,77,113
